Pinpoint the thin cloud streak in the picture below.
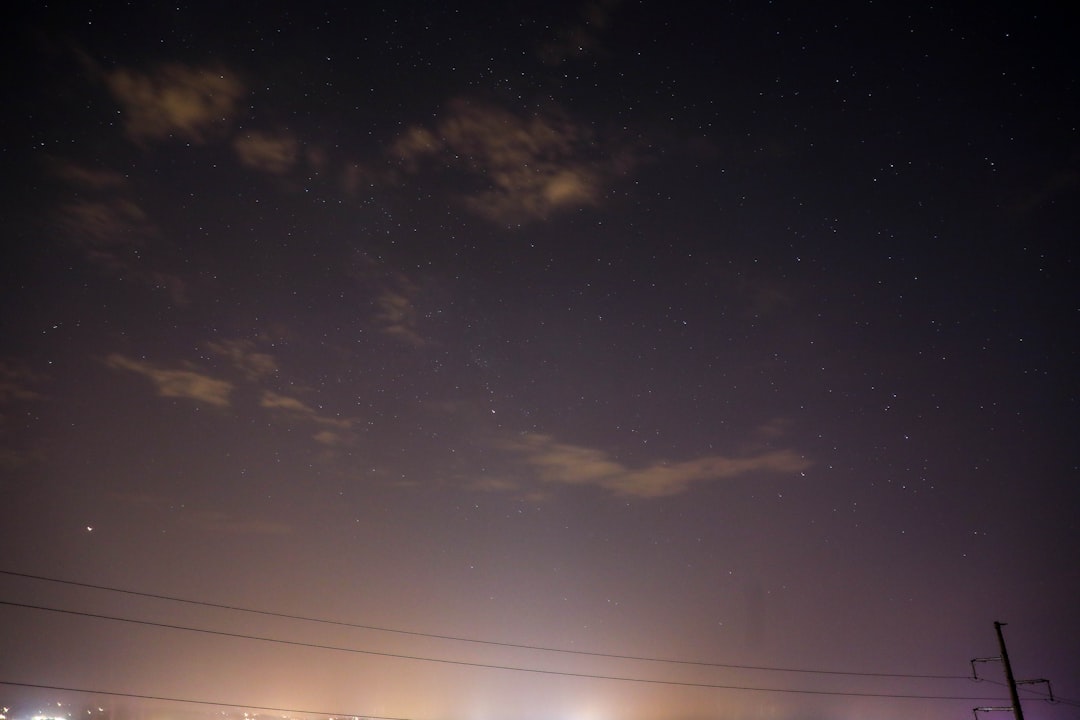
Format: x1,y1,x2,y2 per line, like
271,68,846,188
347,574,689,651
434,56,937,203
348,254,430,347
207,340,280,381
375,288,426,347
538,0,622,65
507,433,811,498
52,160,192,306
104,354,234,407
234,130,300,174
103,63,245,144
393,99,621,224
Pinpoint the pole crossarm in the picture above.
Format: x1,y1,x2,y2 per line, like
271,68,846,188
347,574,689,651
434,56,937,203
1016,679,1054,703
970,656,1002,680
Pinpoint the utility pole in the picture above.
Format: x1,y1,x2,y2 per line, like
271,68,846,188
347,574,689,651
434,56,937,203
995,622,1025,720
971,621,1055,720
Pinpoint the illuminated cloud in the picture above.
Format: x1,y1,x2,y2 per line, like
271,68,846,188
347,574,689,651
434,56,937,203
206,339,279,381
0,362,46,470
341,161,381,196
348,254,429,347
1009,168,1079,216
233,130,300,174
59,198,157,267
468,476,521,493
507,433,811,498
0,361,45,403
755,417,793,439
107,342,355,445
259,391,355,446
52,161,192,306
393,100,612,224
57,197,192,305
312,429,347,447
389,126,442,169
538,0,622,65
51,160,128,190
375,287,426,347
147,271,191,307
260,390,316,414
117,493,293,536
104,63,245,144
104,354,234,407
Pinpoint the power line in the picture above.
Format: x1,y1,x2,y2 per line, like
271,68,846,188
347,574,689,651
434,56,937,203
0,569,965,681
979,679,1080,709
0,600,1007,702
0,680,411,720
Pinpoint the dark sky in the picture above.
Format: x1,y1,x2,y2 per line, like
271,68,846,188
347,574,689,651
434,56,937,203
2,3,1078,720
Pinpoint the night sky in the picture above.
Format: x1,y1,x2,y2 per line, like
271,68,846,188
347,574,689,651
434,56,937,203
2,3,1078,720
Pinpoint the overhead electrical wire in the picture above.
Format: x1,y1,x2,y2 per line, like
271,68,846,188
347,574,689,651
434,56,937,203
0,569,966,681
6,571,1072,706
977,678,1078,708
0,600,1009,702
0,680,1064,720
0,681,413,720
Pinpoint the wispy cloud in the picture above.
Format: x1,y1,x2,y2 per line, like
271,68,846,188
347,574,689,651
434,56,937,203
0,361,45,404
348,254,429,347
103,63,245,144
51,160,128,190
116,492,293,537
505,433,811,498
311,429,350,447
389,126,442,171
1008,168,1079,217
104,354,234,407
233,129,300,174
53,160,191,306
206,339,279,381
260,390,356,446
0,361,47,470
538,0,622,65
375,287,426,347
392,99,630,224
260,390,318,414
340,161,382,197
105,343,357,447
59,198,157,265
